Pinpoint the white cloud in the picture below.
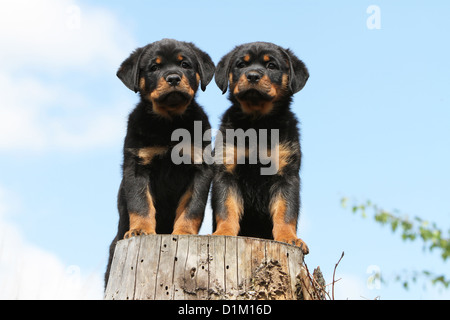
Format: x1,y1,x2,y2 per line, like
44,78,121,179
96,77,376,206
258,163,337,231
0,0,135,152
0,0,133,73
0,186,104,299
0,222,104,299
333,273,377,300
0,68,130,152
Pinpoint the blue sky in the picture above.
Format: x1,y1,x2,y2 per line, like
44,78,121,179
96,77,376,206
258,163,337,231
0,0,449,299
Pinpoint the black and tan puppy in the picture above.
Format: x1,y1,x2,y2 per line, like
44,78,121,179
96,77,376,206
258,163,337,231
105,39,215,286
211,42,309,254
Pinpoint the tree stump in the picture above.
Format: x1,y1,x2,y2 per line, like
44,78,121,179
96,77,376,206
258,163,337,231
104,234,308,300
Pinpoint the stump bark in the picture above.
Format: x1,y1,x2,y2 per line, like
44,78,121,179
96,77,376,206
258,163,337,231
104,234,307,300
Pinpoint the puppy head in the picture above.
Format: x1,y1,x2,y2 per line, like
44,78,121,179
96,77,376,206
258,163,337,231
117,39,215,118
215,42,309,115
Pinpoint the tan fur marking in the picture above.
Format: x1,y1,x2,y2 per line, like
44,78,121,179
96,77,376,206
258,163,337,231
275,142,292,175
190,144,204,164
233,73,247,95
260,74,277,97
178,74,195,96
149,75,194,119
139,77,146,91
212,188,243,236
264,142,298,175
172,188,202,235
234,74,278,115
149,77,171,101
281,73,289,90
239,101,274,115
223,145,249,173
270,194,295,239
124,188,156,238
223,145,237,173
273,74,289,100
270,193,308,254
138,146,169,165
228,73,233,85
196,73,200,86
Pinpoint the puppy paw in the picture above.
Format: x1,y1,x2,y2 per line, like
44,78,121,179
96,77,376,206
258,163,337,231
124,229,153,239
293,238,309,255
277,236,309,255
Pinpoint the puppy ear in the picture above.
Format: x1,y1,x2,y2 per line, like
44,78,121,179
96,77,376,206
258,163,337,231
282,48,309,94
188,43,215,92
215,49,236,94
116,46,147,93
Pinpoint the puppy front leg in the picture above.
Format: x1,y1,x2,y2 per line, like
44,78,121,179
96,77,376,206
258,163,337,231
269,177,309,254
172,167,212,235
211,172,243,236
122,161,156,239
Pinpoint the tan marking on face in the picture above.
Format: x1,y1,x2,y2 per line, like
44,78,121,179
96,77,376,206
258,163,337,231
273,74,290,100
149,77,171,100
139,77,146,91
228,73,233,85
239,101,274,115
260,74,277,97
196,73,200,86
178,74,195,96
149,75,194,119
233,73,283,115
234,74,277,97
233,73,247,95
281,73,289,89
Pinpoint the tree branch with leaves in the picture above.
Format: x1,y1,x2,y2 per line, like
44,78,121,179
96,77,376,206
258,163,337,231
341,198,450,290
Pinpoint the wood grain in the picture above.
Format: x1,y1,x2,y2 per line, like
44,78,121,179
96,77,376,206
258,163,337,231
104,235,305,300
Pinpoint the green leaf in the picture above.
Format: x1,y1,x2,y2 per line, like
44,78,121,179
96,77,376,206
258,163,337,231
391,220,399,232
342,197,450,291
341,197,348,208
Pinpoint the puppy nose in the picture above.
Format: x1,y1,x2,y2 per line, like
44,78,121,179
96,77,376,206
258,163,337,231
246,71,261,83
166,74,181,86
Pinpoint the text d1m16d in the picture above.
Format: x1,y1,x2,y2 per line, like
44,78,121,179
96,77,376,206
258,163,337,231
223,304,271,315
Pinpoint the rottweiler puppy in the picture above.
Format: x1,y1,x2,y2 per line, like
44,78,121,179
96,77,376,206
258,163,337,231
212,42,309,254
105,39,215,287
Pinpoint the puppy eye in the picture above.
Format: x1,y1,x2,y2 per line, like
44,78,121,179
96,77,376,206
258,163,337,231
266,62,277,70
237,61,246,68
149,65,160,72
181,61,191,69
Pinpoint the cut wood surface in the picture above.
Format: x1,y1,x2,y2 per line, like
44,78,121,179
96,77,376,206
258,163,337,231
104,234,306,300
